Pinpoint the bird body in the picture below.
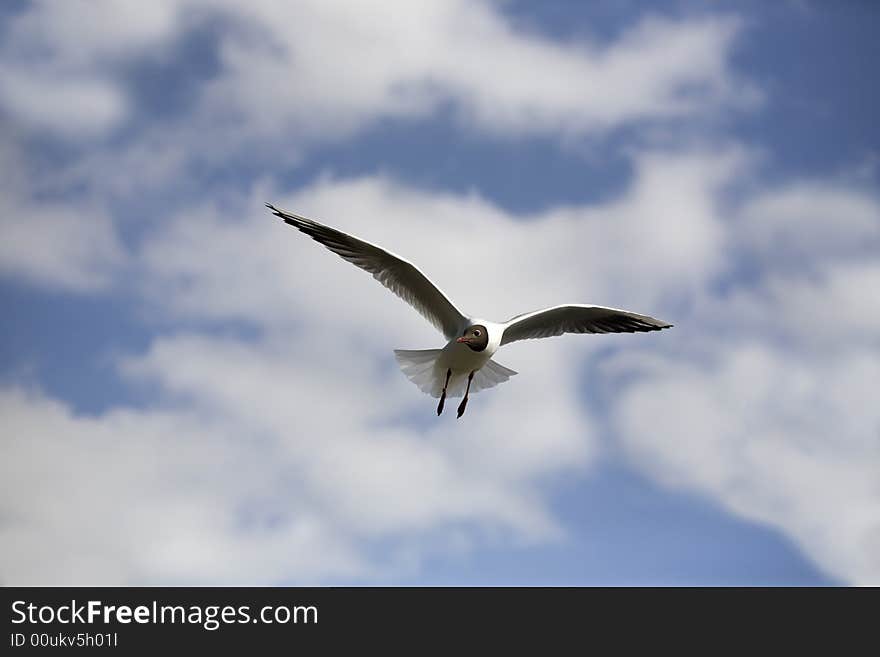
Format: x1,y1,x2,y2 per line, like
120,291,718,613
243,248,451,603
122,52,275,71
267,203,672,417
440,339,493,383
394,318,508,400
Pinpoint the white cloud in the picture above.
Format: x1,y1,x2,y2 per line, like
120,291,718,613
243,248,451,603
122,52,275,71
0,140,125,292
603,179,880,585
200,1,751,141
738,182,880,266
0,1,750,143
697,181,880,349
610,344,880,585
711,260,880,349
0,67,128,138
0,322,593,583
0,202,122,292
0,386,366,585
121,332,584,538
0,0,180,138
0,0,753,291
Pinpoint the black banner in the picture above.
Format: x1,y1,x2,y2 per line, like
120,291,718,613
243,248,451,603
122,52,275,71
0,587,871,651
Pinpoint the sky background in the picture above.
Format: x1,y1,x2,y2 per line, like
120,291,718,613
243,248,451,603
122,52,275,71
1,0,878,585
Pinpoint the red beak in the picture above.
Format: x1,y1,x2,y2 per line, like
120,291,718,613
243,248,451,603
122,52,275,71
456,337,469,343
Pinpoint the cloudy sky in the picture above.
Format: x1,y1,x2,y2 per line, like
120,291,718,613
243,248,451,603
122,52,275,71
1,1,878,586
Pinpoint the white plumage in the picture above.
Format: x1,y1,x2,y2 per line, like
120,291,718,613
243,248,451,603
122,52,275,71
394,349,518,398
267,204,672,417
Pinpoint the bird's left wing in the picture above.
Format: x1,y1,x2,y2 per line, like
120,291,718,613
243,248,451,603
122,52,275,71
267,204,467,340
500,304,672,345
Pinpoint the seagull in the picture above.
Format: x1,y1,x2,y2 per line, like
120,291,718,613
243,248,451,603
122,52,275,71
267,203,673,418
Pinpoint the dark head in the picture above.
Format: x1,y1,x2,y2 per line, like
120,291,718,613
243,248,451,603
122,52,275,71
456,325,489,352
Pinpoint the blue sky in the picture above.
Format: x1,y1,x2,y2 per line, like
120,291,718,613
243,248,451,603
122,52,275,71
1,1,878,585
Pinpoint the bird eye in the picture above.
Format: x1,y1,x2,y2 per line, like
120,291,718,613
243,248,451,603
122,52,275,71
474,329,481,336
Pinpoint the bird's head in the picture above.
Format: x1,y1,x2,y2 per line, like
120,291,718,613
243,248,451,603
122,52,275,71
456,325,489,351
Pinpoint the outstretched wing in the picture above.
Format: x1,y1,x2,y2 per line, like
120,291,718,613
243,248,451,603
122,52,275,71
268,204,466,339
500,304,672,345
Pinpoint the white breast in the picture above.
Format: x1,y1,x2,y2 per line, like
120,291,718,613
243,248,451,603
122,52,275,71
438,319,503,374
440,340,492,372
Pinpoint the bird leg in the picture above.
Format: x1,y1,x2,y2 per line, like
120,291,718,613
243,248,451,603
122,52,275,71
437,368,452,416
457,371,475,418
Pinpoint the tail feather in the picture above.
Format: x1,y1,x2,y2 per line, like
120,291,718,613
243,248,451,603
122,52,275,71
470,358,518,394
394,349,517,398
394,349,444,396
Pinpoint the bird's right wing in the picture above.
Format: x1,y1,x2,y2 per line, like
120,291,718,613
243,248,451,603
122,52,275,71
500,304,672,345
267,204,467,340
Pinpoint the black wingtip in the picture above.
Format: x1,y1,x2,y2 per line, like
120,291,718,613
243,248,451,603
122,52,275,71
265,202,284,218
265,203,316,230
266,203,305,230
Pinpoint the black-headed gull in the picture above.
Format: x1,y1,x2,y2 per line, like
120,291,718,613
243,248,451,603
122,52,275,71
267,204,672,418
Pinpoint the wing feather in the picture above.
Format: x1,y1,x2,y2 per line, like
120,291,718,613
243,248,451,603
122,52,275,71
500,304,672,345
267,204,466,339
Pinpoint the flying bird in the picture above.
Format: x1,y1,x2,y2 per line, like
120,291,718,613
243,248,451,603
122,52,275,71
267,203,672,418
